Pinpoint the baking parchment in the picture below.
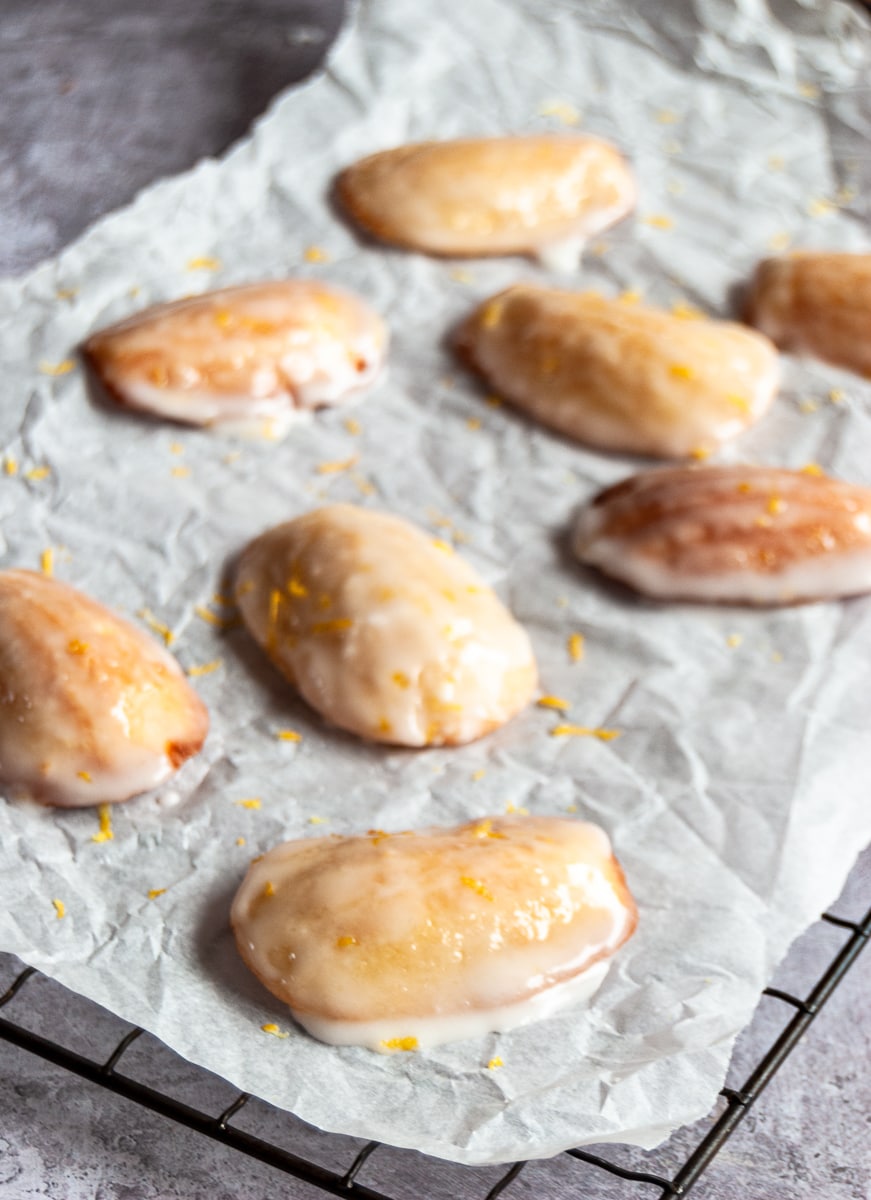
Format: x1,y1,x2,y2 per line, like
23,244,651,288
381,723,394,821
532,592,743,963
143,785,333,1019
1,0,871,1167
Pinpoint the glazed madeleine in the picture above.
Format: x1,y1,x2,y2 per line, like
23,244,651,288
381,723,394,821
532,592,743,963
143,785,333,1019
458,286,779,458
0,571,208,807
336,135,635,264
746,252,871,377
235,504,537,746
84,280,387,434
231,815,637,1050
574,465,871,604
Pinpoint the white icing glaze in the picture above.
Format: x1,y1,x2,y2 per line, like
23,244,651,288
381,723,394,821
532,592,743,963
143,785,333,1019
458,286,779,458
235,504,537,746
295,961,611,1051
230,815,636,1050
0,571,208,806
574,465,871,604
85,280,387,432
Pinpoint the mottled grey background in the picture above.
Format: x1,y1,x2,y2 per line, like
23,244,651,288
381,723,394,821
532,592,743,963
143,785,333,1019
0,1,869,1197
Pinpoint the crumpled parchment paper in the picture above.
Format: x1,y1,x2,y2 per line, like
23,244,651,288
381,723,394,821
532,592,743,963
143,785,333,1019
1,0,870,1166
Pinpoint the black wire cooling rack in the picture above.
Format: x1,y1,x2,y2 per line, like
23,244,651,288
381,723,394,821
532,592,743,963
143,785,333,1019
1,901,869,1199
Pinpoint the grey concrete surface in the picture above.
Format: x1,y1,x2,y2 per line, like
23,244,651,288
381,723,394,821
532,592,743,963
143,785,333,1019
0,2,869,1198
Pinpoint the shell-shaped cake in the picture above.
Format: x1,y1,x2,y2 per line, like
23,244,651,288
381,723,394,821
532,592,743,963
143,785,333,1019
0,571,208,806
235,504,537,746
336,136,635,264
84,280,387,435
457,286,779,458
746,252,871,378
573,465,871,604
231,815,637,1050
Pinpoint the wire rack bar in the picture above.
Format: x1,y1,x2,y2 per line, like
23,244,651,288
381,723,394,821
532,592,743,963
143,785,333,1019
0,901,868,1200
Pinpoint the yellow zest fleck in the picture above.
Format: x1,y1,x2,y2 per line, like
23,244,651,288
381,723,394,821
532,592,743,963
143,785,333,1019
801,463,823,476
565,803,578,813
471,769,486,781
380,1037,418,1052
214,309,234,329
449,267,474,284
594,728,620,741
807,197,835,218
538,695,570,711
310,617,353,635
344,417,361,436
276,729,302,743
263,881,275,898
77,770,91,782
669,364,694,380
304,245,329,263
655,108,679,124
26,466,51,481
755,514,773,528
169,441,185,455
351,472,376,497
671,301,704,320
138,608,174,646
797,81,821,100
643,214,674,230
737,482,753,494
726,634,743,649
461,876,494,901
481,301,503,330
186,659,223,677
3,455,17,476
619,289,642,304
336,935,358,948
798,398,819,414
376,716,393,734
487,1057,504,1070
466,416,482,431
40,548,53,577
828,389,844,404
236,836,246,847
367,828,390,844
91,804,114,844
538,98,582,126
767,495,785,515
768,231,792,252
484,393,503,408
690,446,712,461
551,723,620,740
171,465,191,478
148,888,167,901
568,632,585,663
261,1023,289,1038
287,576,308,599
52,899,65,920
67,638,88,654
392,671,410,689
195,604,236,629
317,454,359,475
235,798,262,810
146,364,169,388
186,256,222,271
38,359,75,377
727,393,751,414
431,538,453,554
309,815,327,825
504,802,529,816
56,287,78,300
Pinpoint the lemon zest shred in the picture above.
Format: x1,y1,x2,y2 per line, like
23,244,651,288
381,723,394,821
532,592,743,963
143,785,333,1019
3,455,17,476
669,364,694,380
236,836,247,847
568,632,585,663
40,548,53,577
52,899,65,919
726,634,743,649
91,805,114,843
148,888,167,901
380,1037,418,1052
487,1057,504,1070
308,815,327,825
276,729,302,742
344,417,362,436
67,638,89,654
317,455,359,475
186,659,223,677
537,695,570,711
38,359,75,376
261,1023,289,1038
263,881,275,898
336,935,358,948
310,617,353,635
77,770,91,782
138,608,175,646
471,768,486,781
25,466,51,481
235,798,262,810
186,256,222,270
801,463,823,476
304,245,329,263
643,213,674,230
